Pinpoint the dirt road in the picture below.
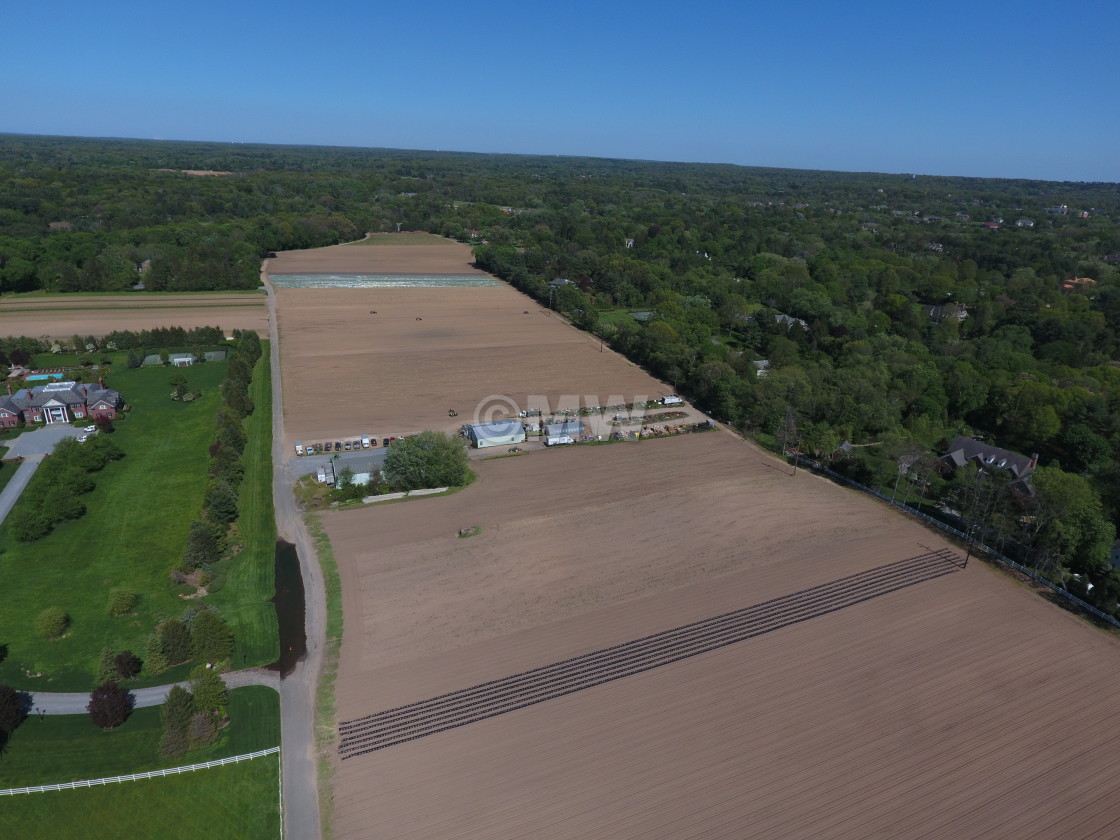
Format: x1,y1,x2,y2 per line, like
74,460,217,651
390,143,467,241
266,272,326,840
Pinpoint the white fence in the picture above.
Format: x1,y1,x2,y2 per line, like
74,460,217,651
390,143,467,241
0,746,280,796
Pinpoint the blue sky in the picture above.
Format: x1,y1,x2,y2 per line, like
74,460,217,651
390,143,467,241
3,0,1117,181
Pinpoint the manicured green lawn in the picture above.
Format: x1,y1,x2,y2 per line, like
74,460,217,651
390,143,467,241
0,686,280,787
0,342,278,690
209,346,278,669
0,361,226,690
0,754,280,839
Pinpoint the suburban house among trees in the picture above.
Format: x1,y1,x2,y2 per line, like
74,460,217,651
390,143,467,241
0,380,123,426
938,436,1038,493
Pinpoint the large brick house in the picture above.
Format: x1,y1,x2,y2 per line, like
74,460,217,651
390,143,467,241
2,380,123,426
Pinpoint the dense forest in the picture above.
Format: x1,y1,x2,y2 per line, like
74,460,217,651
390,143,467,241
2,134,1119,610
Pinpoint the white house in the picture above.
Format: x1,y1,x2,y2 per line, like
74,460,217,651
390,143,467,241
467,420,526,449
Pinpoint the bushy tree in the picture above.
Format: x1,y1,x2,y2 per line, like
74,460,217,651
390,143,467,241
180,519,220,570
95,647,118,685
145,631,169,676
204,481,239,524
159,685,194,759
108,589,138,616
114,650,142,680
383,430,472,490
10,509,51,542
87,682,132,730
188,711,217,747
0,684,27,735
189,664,228,715
190,609,235,664
157,619,192,666
36,607,70,640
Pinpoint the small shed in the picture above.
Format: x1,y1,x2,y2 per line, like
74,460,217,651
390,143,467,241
546,420,582,438
467,420,526,449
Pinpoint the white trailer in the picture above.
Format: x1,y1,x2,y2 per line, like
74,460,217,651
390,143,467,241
661,396,684,406
295,441,304,455
546,435,574,446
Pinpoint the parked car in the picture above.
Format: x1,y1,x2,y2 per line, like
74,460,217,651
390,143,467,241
383,437,391,447
84,425,97,433
334,441,342,452
77,435,88,443
344,441,352,451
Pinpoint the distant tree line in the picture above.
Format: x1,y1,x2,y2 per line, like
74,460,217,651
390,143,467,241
2,135,1119,605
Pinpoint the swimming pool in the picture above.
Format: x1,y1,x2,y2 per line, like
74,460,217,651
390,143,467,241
25,373,66,381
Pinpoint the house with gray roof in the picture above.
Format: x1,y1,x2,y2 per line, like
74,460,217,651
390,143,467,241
467,420,526,449
939,436,1037,493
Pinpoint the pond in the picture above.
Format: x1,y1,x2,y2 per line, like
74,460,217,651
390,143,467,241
270,540,307,676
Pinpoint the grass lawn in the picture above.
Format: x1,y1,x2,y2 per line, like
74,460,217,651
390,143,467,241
0,753,280,839
597,308,640,326
0,359,227,690
208,346,278,669
0,685,280,787
0,342,278,690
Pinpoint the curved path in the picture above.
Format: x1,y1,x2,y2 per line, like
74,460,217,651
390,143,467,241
266,272,327,840
26,668,280,716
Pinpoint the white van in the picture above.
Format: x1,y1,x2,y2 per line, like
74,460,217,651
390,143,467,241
294,441,304,455
361,435,371,449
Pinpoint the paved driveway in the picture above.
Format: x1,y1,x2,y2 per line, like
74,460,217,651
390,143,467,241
0,425,90,527
4,424,87,458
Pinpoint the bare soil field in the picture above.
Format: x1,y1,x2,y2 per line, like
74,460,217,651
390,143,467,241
0,292,268,339
268,242,673,450
267,233,489,276
325,432,1120,840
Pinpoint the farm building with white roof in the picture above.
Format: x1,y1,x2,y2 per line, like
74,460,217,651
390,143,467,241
545,420,583,438
467,420,526,449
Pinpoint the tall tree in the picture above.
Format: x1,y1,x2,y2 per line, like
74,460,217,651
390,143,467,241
87,682,132,730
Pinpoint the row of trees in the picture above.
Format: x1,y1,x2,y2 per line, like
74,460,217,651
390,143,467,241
10,434,123,542
159,666,228,758
177,331,261,579
145,606,234,677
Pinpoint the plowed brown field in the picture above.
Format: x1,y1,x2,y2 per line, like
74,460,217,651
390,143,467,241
267,238,672,450
0,292,268,339
325,431,1120,840
267,234,490,275
285,235,1120,839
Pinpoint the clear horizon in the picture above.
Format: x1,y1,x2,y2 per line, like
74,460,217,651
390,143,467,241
3,0,1117,183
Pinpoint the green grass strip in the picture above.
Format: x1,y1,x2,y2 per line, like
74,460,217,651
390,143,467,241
306,512,342,840
209,345,278,669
